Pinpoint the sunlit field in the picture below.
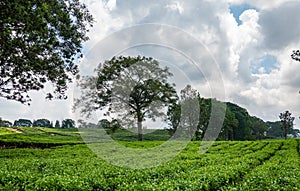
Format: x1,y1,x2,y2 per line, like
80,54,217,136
0,127,299,190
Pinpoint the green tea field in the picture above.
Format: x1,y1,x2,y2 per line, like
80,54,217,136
0,127,299,190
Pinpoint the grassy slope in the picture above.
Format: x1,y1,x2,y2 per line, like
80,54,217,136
0,127,172,148
0,127,83,148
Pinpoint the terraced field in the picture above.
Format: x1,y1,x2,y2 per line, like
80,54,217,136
0,127,299,190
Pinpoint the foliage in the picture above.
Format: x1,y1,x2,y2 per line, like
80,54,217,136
179,85,200,139
266,121,283,138
32,119,52,128
75,56,178,141
249,116,268,140
0,118,12,127
167,85,200,139
279,110,295,139
168,97,271,141
13,119,32,127
61,119,75,128
54,120,60,128
0,0,93,103
219,108,238,140
291,50,300,62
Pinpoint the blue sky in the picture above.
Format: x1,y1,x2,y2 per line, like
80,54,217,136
229,4,257,25
250,54,278,74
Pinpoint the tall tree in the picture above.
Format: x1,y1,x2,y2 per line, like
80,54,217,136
75,56,177,141
279,111,295,139
0,0,93,103
219,108,238,141
179,85,200,140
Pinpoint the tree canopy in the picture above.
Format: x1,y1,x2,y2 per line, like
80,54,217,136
279,111,295,139
0,0,93,103
75,56,177,141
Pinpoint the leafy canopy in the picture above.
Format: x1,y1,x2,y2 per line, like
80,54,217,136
0,0,93,103
75,56,178,129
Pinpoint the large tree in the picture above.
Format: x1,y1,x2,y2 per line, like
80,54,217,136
279,110,295,139
75,56,177,141
0,0,93,104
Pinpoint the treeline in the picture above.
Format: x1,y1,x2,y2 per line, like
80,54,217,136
1,101,299,141
0,118,76,128
168,96,300,141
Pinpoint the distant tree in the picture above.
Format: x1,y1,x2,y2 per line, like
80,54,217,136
77,119,87,128
219,108,238,141
75,56,177,141
249,116,267,140
61,119,75,128
54,120,60,128
197,98,212,139
179,85,200,140
2,120,12,127
98,119,110,129
110,119,122,133
289,128,300,138
226,103,252,140
266,121,283,138
32,119,51,127
167,102,181,134
279,111,295,139
0,0,94,103
13,119,32,127
0,118,12,127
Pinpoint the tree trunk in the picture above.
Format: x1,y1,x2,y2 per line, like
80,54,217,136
137,117,143,141
284,127,287,140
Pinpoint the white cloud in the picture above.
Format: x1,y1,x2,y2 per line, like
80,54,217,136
166,2,184,14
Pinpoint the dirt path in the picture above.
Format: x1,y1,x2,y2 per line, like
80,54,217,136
7,128,23,133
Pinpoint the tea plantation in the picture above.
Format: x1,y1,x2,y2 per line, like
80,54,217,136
0,127,299,190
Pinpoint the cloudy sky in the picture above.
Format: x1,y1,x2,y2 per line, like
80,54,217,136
1,0,300,129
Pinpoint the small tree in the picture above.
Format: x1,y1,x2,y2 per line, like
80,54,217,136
13,119,32,127
32,119,51,128
54,120,60,128
61,119,75,128
279,111,295,139
75,56,177,141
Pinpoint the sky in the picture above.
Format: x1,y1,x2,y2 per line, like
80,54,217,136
1,0,300,129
